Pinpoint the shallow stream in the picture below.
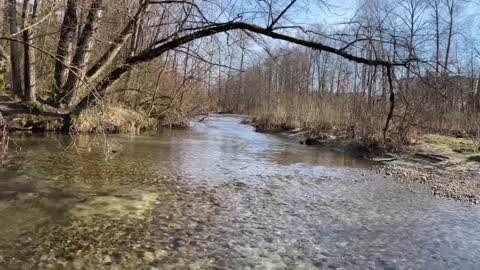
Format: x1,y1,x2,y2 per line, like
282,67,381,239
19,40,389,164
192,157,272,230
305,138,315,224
0,115,479,269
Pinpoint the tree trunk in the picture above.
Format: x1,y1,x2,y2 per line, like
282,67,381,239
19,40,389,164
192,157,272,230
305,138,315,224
383,65,395,140
428,0,442,75
22,0,38,102
0,47,6,92
475,73,480,112
54,0,79,98
7,0,23,98
0,0,7,36
444,2,455,74
86,0,148,81
63,0,104,107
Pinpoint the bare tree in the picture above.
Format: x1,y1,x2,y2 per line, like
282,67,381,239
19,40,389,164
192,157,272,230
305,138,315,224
429,0,442,74
7,0,23,98
22,0,38,102
442,0,461,74
62,0,105,106
54,0,79,100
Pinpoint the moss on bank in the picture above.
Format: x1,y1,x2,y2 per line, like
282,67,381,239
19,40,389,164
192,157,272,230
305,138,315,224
421,134,479,153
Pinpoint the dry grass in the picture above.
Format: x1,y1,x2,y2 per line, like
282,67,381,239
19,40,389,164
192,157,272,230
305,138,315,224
72,105,157,134
157,110,190,129
247,90,480,150
251,93,350,132
250,93,390,142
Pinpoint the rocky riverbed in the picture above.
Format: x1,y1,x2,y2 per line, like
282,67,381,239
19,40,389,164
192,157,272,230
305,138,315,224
375,144,480,203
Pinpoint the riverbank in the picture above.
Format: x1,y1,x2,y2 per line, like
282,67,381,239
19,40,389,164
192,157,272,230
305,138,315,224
0,94,187,133
243,116,480,203
376,135,480,204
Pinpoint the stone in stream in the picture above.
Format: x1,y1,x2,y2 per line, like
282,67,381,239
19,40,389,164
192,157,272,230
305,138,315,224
305,138,317,145
154,249,168,259
143,251,156,262
103,255,112,264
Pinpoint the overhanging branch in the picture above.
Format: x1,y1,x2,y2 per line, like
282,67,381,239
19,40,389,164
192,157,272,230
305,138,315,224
130,22,408,68
72,21,408,116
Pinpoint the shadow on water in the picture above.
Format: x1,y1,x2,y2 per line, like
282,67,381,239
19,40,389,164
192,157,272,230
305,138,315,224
0,114,479,269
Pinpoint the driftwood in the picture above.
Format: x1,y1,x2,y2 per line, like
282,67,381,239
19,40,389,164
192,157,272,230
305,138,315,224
414,153,449,163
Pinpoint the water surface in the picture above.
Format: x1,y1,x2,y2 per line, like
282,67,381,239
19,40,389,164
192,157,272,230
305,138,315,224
0,115,479,269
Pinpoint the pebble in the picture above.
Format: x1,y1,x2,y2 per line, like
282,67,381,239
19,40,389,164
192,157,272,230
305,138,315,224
73,259,84,269
154,249,168,259
103,255,112,264
143,252,156,262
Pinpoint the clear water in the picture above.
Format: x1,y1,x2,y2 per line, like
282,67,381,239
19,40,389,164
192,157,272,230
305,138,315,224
0,115,479,269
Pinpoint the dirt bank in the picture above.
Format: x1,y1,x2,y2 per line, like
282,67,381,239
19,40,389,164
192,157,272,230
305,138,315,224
375,135,480,204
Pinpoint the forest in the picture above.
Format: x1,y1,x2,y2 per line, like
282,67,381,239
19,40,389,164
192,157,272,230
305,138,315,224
0,0,478,147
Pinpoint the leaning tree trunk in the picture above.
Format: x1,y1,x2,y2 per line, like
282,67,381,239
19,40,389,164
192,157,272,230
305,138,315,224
62,0,104,107
53,0,78,100
7,0,23,98
86,0,148,81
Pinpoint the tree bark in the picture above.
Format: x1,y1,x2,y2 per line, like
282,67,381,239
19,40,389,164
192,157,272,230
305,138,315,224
22,0,38,102
431,0,441,74
0,0,6,37
444,1,454,74
86,0,148,81
54,0,79,98
475,73,480,112
0,47,6,92
383,65,395,140
7,0,23,98
62,0,104,107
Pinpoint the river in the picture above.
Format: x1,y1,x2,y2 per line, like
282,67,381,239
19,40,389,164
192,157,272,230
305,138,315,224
0,114,479,269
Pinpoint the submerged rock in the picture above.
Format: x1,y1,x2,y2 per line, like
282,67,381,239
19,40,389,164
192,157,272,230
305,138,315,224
143,251,155,262
154,249,168,259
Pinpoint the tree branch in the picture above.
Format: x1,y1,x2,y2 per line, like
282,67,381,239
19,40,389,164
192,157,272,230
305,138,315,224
267,0,297,30
72,21,409,116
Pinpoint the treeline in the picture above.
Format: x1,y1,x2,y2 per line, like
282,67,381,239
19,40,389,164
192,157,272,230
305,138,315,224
218,0,480,142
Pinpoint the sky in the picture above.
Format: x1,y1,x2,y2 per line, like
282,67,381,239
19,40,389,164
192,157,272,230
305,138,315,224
231,0,480,71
